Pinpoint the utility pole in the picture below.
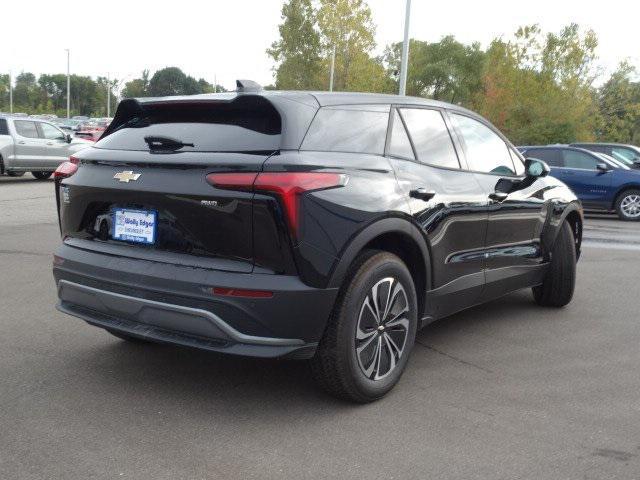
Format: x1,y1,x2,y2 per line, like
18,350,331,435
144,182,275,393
65,49,70,118
9,70,12,114
214,74,217,93
107,73,110,117
329,45,336,92
399,0,411,96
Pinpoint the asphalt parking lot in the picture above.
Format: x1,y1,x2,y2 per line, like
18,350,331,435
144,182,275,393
1,175,639,480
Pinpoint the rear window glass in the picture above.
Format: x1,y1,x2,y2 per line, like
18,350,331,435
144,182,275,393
0,119,8,135
14,120,39,138
95,97,281,153
302,106,389,155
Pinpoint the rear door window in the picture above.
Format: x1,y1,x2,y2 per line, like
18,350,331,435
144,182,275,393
399,108,459,168
0,119,8,135
14,120,39,138
526,148,564,167
302,106,389,155
388,110,415,160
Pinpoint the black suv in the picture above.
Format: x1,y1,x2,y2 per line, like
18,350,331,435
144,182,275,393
52,85,582,402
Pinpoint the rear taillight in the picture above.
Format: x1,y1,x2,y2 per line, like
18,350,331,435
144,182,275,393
53,156,79,180
206,171,347,235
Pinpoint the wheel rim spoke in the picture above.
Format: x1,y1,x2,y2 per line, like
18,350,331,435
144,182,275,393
355,277,410,381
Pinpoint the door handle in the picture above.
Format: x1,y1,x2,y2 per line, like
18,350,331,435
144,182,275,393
18,141,26,144
46,142,54,145
489,191,509,202
410,188,436,201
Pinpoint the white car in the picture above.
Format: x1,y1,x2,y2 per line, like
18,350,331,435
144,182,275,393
0,116,92,179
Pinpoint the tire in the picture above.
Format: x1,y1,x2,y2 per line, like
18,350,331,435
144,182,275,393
32,171,53,180
7,171,25,177
311,250,418,403
533,220,576,307
614,189,640,221
105,329,152,344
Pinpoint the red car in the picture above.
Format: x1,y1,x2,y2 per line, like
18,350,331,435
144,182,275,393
75,119,111,142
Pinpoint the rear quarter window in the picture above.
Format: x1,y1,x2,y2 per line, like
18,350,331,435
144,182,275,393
302,106,389,155
0,119,8,135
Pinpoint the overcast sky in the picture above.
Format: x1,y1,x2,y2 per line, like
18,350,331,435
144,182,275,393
1,0,638,90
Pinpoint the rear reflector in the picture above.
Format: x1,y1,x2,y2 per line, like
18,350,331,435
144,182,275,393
206,171,347,235
212,287,273,298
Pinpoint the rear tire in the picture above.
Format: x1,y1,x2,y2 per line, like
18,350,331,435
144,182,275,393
105,329,152,344
311,250,418,403
615,189,640,221
533,220,576,307
32,171,53,180
7,171,25,177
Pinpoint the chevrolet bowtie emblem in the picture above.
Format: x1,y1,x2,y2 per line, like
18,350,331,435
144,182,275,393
114,171,141,183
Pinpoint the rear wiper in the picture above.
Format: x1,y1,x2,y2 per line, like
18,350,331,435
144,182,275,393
144,136,195,152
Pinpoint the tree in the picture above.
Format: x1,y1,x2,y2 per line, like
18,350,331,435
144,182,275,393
316,0,386,92
382,36,485,103
597,62,640,143
122,70,150,98
267,0,324,90
473,24,600,145
148,67,201,96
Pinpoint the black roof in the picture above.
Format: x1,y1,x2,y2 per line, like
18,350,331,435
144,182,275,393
105,90,479,150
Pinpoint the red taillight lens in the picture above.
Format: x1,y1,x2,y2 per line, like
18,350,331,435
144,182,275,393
206,172,257,190
206,171,347,235
254,172,346,233
53,157,79,180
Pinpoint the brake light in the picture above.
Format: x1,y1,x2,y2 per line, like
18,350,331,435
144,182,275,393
206,171,347,235
53,156,79,179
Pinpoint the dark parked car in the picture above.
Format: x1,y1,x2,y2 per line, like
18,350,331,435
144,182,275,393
519,145,640,220
52,85,582,402
571,142,640,169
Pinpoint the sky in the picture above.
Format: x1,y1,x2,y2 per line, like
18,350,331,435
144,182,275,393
1,0,638,90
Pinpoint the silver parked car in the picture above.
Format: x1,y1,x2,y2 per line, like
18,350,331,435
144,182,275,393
0,116,92,179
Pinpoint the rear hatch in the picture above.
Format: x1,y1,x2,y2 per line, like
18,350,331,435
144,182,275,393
58,96,282,273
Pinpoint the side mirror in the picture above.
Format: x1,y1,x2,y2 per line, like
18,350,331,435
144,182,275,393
632,160,640,169
66,134,72,143
524,158,550,178
596,163,609,173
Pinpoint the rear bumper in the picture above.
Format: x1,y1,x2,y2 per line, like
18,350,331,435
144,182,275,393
53,243,339,359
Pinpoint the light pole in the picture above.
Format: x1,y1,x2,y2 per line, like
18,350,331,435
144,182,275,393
65,49,70,118
107,73,110,117
329,45,336,92
398,0,411,96
8,69,12,114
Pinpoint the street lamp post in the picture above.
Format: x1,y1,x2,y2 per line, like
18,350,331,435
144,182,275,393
329,45,336,92
9,70,12,114
398,0,411,96
107,73,110,117
65,49,70,118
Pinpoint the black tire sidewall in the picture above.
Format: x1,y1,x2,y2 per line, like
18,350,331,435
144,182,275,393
339,253,418,399
32,171,53,180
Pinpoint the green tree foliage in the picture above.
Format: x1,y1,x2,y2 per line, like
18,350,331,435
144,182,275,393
122,67,217,98
268,0,389,92
382,36,485,104
267,0,324,89
473,24,600,145
597,62,640,143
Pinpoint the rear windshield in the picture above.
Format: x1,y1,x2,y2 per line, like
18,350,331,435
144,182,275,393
95,97,282,153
